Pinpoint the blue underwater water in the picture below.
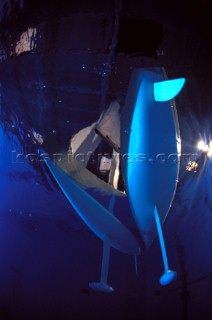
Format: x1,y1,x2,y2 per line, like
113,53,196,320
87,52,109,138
1,1,212,320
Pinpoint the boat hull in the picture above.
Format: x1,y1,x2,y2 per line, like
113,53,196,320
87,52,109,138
121,68,181,247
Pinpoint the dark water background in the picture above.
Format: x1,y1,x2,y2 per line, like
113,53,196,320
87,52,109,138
0,1,212,319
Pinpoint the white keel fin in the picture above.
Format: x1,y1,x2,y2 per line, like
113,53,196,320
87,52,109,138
89,238,114,293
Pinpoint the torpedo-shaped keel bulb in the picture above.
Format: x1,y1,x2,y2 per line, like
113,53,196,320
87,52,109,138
89,282,114,293
160,270,177,286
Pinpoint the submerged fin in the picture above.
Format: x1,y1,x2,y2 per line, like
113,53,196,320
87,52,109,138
89,238,114,293
153,206,177,286
134,255,138,277
154,78,185,102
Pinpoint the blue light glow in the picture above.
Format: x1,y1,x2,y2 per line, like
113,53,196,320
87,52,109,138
154,207,177,286
125,69,182,248
154,78,185,102
160,270,177,286
153,206,169,273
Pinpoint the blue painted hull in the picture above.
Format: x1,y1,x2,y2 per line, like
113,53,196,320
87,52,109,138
121,68,181,247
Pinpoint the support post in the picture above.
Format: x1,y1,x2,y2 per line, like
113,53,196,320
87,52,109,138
89,238,114,293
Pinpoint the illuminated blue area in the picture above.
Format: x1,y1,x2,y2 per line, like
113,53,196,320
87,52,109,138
160,270,177,286
127,74,150,186
126,70,181,248
154,78,185,102
154,207,177,286
154,207,169,272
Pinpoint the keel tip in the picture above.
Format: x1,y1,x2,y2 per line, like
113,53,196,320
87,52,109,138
160,270,177,286
89,282,114,293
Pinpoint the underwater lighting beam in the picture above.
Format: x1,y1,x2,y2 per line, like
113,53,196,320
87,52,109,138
208,141,212,157
197,140,212,157
197,140,205,151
